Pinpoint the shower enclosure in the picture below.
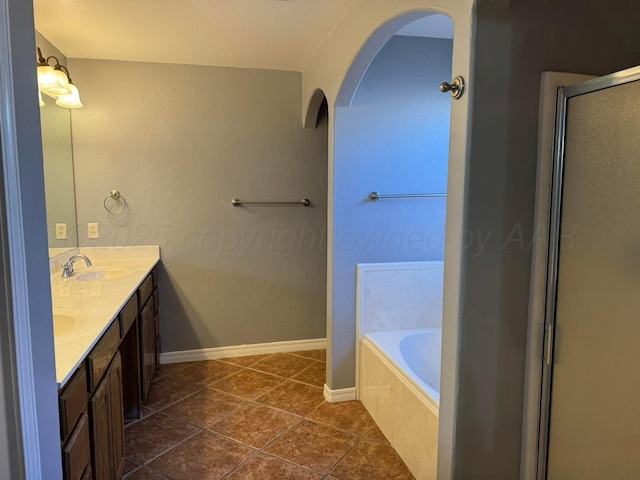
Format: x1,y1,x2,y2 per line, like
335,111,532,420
536,66,640,479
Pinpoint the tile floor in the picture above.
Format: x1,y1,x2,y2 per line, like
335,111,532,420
123,350,415,480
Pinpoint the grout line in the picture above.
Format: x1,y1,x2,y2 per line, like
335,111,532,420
124,406,159,429
289,378,325,389
326,436,365,478
288,351,327,362
258,450,329,477
218,448,262,480
139,465,176,480
122,463,141,479
244,365,318,382
226,399,306,422
144,385,208,414
256,416,305,453
128,427,204,469
203,428,265,451
136,465,175,480
159,398,249,431
153,361,191,378
207,374,288,402
216,352,274,368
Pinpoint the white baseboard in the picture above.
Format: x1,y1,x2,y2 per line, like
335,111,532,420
160,338,326,364
323,384,357,403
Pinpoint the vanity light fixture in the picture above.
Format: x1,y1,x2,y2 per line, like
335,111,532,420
36,47,83,108
56,82,82,109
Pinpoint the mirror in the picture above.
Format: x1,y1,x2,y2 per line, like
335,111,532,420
40,70,78,258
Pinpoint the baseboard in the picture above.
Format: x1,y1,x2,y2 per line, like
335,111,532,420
323,384,357,403
160,338,327,364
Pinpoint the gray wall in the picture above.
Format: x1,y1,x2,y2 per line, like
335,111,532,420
331,36,452,388
455,0,640,477
69,59,328,352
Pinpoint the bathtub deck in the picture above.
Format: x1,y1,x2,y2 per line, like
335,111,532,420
360,335,440,480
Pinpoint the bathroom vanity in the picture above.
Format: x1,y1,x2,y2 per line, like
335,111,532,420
51,247,160,480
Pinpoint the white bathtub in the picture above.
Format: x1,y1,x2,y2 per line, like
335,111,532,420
359,328,441,480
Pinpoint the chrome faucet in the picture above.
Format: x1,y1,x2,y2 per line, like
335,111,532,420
61,254,92,278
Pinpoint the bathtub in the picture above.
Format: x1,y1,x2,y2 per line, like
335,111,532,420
359,328,441,480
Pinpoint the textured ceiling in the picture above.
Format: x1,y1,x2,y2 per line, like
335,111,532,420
33,0,355,71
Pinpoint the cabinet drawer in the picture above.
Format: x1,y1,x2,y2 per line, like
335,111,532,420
86,320,120,392
59,364,88,440
119,294,138,338
138,273,153,309
62,412,91,480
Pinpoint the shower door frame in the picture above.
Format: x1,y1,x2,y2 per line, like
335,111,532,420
528,65,640,480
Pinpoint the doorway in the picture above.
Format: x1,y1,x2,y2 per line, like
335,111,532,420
537,66,640,479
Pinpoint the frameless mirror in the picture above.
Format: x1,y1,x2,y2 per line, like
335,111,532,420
40,89,78,258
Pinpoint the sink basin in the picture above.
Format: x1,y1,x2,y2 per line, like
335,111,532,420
75,268,132,282
53,311,81,336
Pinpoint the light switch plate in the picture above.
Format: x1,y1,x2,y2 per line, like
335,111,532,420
55,223,67,240
88,222,99,239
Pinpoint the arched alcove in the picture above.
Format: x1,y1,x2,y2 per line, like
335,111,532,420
335,11,447,107
328,9,454,390
312,7,468,479
303,88,328,129
300,3,473,477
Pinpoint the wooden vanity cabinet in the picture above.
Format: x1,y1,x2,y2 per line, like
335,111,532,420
58,263,160,480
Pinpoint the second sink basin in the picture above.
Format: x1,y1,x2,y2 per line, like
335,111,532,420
75,268,133,282
53,309,85,336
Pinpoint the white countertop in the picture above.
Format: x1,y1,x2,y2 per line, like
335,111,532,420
50,246,160,387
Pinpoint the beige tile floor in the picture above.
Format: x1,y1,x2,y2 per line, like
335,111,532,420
123,350,415,480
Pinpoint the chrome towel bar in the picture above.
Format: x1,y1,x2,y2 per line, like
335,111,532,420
369,191,447,201
232,198,311,207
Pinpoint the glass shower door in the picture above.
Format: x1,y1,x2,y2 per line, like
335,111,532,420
544,73,640,479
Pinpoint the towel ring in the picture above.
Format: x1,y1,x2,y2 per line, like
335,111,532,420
103,189,127,215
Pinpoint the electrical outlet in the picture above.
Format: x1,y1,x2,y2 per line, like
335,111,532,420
55,223,67,240
88,222,100,239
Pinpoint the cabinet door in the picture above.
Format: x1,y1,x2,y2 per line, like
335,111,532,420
108,352,125,479
140,300,156,400
89,353,125,480
89,378,111,480
62,413,91,480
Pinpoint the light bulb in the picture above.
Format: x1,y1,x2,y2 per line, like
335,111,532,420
56,83,82,109
40,68,71,96
37,65,58,91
